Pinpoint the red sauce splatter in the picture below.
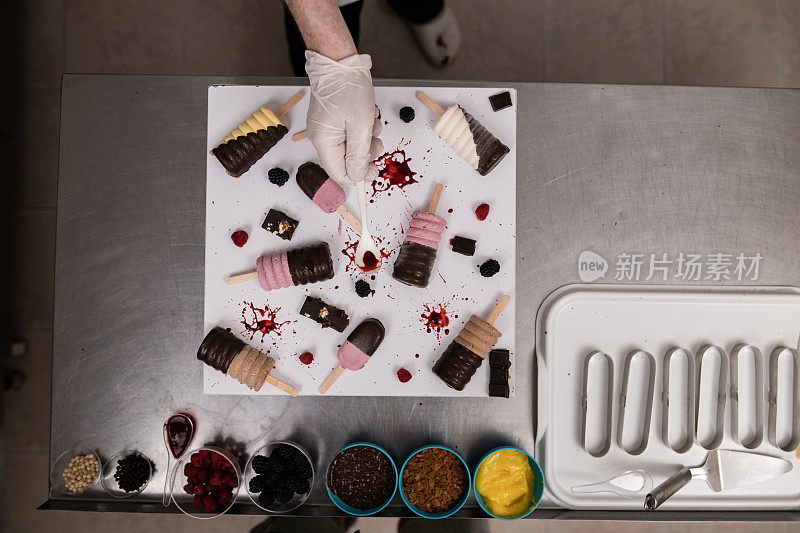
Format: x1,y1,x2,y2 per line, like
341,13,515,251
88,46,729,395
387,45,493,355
240,302,292,342
299,352,314,365
371,150,418,198
397,368,412,383
475,203,490,221
342,235,392,275
447,208,453,213
421,303,450,338
231,230,248,247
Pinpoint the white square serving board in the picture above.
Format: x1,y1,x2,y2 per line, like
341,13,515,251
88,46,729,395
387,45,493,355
204,85,516,396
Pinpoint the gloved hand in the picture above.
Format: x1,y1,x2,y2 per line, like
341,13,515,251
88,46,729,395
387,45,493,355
305,50,383,186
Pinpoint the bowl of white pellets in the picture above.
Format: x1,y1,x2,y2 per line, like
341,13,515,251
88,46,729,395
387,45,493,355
50,447,102,495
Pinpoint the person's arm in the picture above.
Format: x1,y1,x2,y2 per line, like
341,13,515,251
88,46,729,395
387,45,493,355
285,0,357,61
285,0,382,185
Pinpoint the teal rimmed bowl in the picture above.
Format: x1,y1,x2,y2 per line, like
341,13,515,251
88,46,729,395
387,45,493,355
399,445,471,519
473,446,544,520
326,442,397,516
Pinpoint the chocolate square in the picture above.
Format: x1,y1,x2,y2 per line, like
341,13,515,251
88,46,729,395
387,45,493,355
489,349,510,369
489,348,510,398
488,91,513,112
489,381,510,398
299,296,349,332
451,235,476,256
262,209,299,241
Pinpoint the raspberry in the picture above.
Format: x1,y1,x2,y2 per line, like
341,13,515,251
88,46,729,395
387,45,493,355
183,483,194,495
397,368,412,383
184,463,197,477
268,167,290,186
299,351,314,365
399,106,415,123
479,259,500,277
355,279,371,297
231,230,248,247
190,453,203,467
475,203,490,221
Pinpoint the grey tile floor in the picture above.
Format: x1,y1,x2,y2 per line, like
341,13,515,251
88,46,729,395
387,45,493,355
4,0,800,531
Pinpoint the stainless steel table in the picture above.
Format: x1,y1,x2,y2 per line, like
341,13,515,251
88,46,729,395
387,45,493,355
46,75,800,521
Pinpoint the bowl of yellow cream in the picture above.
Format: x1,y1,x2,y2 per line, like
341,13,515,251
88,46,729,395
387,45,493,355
473,447,544,520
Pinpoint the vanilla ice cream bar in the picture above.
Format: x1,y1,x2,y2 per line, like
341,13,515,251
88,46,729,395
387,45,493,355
197,327,297,395
256,242,334,292
432,315,502,391
337,318,385,371
212,105,288,177
433,105,509,176
296,162,346,213
392,211,446,288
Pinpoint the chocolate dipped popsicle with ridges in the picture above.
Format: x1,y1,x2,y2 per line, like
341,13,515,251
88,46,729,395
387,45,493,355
392,184,446,288
239,242,333,292
296,162,362,231
319,318,386,393
197,327,297,395
212,104,289,177
432,296,509,392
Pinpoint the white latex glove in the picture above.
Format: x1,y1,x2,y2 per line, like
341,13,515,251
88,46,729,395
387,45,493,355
305,50,384,186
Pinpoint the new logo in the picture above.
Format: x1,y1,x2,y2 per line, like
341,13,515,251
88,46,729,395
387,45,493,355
578,251,608,282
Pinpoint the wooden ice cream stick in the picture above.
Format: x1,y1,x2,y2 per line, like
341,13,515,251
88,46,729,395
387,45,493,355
225,271,258,285
427,182,444,215
277,91,303,118
337,205,363,233
265,374,299,397
486,294,511,326
292,130,308,142
318,364,345,394
417,91,444,116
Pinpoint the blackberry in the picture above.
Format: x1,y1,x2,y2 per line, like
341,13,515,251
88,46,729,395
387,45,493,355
479,259,501,277
258,488,275,507
296,477,311,495
355,279,371,298
399,106,415,123
263,470,280,487
268,167,290,186
251,455,269,474
273,444,292,460
275,487,294,503
249,475,266,493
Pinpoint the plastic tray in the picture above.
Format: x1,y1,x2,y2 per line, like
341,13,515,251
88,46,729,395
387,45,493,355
535,284,800,510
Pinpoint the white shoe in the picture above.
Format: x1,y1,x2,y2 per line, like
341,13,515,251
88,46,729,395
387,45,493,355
410,6,461,67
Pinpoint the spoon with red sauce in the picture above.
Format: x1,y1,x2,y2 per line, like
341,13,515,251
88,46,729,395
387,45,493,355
162,412,195,506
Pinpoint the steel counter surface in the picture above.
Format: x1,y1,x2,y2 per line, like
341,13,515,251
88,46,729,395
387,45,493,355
52,75,800,518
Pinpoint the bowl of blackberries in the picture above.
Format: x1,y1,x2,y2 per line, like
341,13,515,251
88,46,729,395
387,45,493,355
245,441,314,512
101,450,153,498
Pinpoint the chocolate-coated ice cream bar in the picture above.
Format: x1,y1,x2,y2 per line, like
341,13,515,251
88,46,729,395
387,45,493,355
226,242,334,291
296,162,362,231
392,184,446,288
300,296,350,332
432,296,510,392
197,327,298,395
319,318,386,394
211,93,303,177
418,91,510,176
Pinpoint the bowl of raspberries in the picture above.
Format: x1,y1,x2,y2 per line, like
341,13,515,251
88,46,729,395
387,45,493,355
245,441,314,512
171,447,241,518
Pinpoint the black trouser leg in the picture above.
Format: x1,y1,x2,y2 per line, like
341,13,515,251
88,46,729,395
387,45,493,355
387,0,444,25
284,1,364,77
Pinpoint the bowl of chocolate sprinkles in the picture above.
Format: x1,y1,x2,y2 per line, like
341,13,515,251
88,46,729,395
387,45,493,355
325,443,397,516
399,445,470,518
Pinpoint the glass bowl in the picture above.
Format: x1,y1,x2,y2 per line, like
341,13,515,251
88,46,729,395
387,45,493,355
244,441,314,513
101,450,153,498
50,447,102,495
473,446,545,520
399,445,471,519
326,442,397,516
169,446,241,519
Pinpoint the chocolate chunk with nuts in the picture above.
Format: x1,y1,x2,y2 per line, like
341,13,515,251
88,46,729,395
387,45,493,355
262,208,299,241
299,296,349,332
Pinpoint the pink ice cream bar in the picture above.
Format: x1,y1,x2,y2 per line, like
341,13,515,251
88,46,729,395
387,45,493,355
404,211,446,250
297,162,346,213
254,242,335,292
337,341,370,370
256,252,293,291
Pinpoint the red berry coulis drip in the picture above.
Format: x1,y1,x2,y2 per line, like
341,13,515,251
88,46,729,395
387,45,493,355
240,302,291,342
371,149,418,198
299,352,314,365
397,368,412,383
165,413,195,458
342,235,391,274
421,304,450,338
